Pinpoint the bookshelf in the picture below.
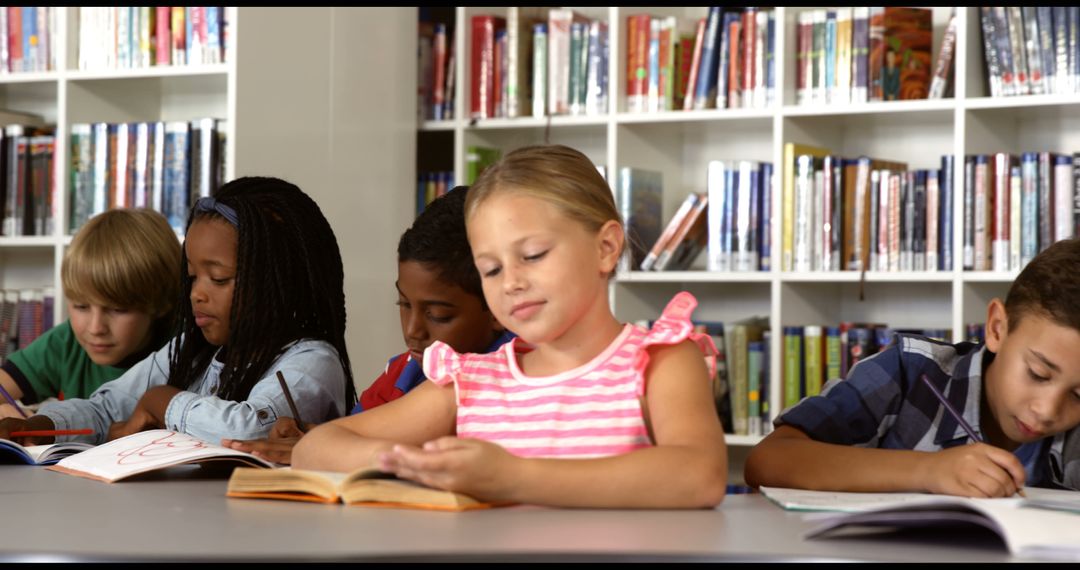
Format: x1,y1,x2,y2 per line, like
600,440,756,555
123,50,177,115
0,8,417,384
422,6,1078,475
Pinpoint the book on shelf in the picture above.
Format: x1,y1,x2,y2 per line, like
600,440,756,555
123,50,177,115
654,192,707,271
226,466,500,511
464,145,501,185
0,438,93,466
761,486,1080,561
46,429,274,483
617,167,663,271
639,192,695,271
927,9,957,99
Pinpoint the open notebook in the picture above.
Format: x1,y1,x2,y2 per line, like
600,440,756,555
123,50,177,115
0,438,94,465
761,486,1080,561
47,429,274,482
226,466,501,511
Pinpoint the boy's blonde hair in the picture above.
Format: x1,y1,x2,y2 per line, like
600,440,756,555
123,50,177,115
62,209,181,319
465,144,624,262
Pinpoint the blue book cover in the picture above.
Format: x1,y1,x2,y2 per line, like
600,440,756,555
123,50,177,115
618,168,663,270
759,162,773,271
693,7,722,110
1021,152,1038,266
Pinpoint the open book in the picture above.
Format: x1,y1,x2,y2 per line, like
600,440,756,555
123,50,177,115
0,438,94,466
762,486,1080,561
226,466,500,511
47,429,274,482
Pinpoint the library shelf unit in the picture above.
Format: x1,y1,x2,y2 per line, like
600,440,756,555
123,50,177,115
421,6,1080,459
0,7,236,328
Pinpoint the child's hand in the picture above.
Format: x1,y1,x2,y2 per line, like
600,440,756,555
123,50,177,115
923,443,1027,497
107,404,160,441
221,417,313,465
0,415,56,445
377,437,519,501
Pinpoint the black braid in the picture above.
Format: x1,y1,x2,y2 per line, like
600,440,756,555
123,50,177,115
168,177,356,409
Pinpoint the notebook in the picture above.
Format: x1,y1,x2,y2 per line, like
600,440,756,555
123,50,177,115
761,486,1080,561
46,429,274,482
0,438,94,465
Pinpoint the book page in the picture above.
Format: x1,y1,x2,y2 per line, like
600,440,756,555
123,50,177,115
50,429,273,482
761,486,943,512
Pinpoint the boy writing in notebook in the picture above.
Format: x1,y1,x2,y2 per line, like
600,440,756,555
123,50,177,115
747,238,1080,497
222,187,511,463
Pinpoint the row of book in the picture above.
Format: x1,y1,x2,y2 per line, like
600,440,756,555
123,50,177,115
699,318,771,438
470,9,609,120
69,119,226,236
0,7,57,73
979,7,1080,98
781,323,949,410
0,288,54,364
418,19,455,121
77,7,228,70
630,7,776,113
416,171,455,216
783,148,956,273
963,152,1080,272
0,109,55,237
796,7,948,105
620,161,775,273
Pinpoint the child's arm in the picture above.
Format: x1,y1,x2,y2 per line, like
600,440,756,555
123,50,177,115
379,340,729,508
157,342,348,443
745,425,1026,497
33,348,168,444
292,380,458,472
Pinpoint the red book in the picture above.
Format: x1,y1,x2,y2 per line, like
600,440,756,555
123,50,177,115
470,15,505,119
156,7,172,66
626,14,651,113
681,18,706,111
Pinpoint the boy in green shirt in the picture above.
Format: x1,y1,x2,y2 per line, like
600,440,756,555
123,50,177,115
0,209,181,418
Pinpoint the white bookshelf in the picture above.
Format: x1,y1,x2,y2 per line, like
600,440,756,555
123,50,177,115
421,7,1080,460
0,8,418,384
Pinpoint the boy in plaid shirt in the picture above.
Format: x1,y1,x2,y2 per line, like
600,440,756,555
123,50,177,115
747,239,1080,497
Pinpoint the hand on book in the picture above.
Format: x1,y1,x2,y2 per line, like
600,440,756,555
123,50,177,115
0,415,56,445
107,386,181,442
107,405,161,442
922,442,1026,498
377,436,517,503
221,417,314,465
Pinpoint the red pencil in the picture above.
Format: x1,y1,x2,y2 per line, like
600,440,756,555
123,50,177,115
10,429,94,437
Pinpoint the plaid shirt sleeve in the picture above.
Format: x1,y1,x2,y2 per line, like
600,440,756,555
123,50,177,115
776,339,908,446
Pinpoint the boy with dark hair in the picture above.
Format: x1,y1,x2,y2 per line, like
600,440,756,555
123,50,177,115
746,238,1080,496
223,187,510,462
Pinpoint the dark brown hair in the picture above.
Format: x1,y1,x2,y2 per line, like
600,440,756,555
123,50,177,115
1004,238,1080,333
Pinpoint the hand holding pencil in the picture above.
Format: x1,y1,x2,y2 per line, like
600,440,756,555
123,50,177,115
0,414,62,446
919,374,1028,498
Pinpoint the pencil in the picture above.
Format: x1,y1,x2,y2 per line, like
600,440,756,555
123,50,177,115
10,429,94,437
0,382,28,419
276,371,305,432
919,374,1026,498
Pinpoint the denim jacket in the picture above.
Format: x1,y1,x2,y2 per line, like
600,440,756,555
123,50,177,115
38,337,347,445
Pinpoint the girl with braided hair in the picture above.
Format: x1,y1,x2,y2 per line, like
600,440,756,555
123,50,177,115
0,177,355,446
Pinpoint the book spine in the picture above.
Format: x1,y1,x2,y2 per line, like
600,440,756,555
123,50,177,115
693,7,721,110
928,12,957,99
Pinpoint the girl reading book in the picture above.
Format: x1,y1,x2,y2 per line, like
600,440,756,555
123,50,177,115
0,177,355,446
293,145,729,508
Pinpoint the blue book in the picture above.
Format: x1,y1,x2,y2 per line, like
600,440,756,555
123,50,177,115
693,7,723,110
759,163,773,271
617,167,663,270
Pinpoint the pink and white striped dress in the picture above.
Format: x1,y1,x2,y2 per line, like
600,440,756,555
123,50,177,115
422,292,717,459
